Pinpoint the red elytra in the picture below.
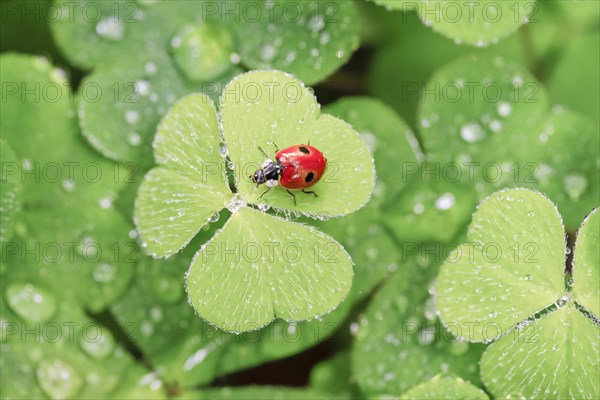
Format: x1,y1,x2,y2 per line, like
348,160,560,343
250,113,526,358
276,144,327,189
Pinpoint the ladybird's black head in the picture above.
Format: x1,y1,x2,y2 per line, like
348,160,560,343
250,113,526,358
251,169,266,186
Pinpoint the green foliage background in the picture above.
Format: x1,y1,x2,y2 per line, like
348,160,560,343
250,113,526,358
1,0,598,399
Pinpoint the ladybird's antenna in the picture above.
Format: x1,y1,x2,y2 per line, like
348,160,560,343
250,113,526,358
307,139,311,145
258,146,269,159
272,142,279,152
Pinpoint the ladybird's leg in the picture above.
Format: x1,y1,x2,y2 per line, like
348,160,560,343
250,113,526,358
258,146,269,159
301,189,318,198
286,189,297,206
258,187,271,201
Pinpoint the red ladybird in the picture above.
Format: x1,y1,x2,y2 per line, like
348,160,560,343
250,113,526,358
250,144,327,205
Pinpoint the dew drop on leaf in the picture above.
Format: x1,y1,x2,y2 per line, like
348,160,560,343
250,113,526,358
124,110,140,126
208,212,220,223
135,80,151,97
563,174,588,200
127,132,142,146
6,283,57,322
92,262,117,283
435,193,456,211
144,62,157,75
497,102,512,117
80,332,115,359
36,359,83,400
95,18,124,42
61,179,76,193
459,123,486,143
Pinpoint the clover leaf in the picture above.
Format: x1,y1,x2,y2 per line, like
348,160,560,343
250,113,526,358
400,375,489,400
134,71,374,332
436,188,599,398
418,55,599,230
0,140,22,242
370,0,535,47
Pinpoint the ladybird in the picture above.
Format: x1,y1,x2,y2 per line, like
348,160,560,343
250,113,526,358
250,144,327,205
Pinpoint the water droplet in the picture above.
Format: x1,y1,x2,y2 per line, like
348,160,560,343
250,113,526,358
98,195,113,209
135,80,151,97
310,48,320,57
497,102,512,117
80,332,115,359
6,283,57,322
128,132,142,146
489,120,502,133
335,50,345,59
307,13,325,32
36,359,83,399
171,24,234,82
149,306,163,322
140,321,154,336
95,18,124,41
61,179,76,193
124,110,140,126
435,193,455,211
319,32,331,45
257,203,270,212
92,262,117,283
413,203,425,215
524,274,532,281
563,174,588,200
460,123,486,143
219,142,229,157
142,63,157,76
260,44,278,62
226,194,247,213
208,212,220,223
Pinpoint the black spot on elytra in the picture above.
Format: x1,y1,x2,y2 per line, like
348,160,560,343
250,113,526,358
298,146,310,154
305,172,314,183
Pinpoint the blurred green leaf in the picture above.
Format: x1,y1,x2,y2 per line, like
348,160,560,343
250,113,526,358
1,274,138,399
310,351,360,398
233,0,359,85
324,97,422,207
353,247,485,397
548,33,600,121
